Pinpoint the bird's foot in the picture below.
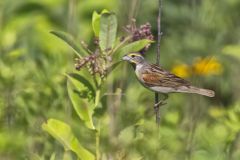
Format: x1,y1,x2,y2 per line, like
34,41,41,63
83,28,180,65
154,94,168,108
154,100,167,108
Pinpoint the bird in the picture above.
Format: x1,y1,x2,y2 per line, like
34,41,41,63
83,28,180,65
122,53,215,100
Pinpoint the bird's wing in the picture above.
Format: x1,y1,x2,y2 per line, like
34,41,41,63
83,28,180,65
142,64,190,88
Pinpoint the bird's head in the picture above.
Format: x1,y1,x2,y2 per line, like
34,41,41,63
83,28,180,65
122,53,145,65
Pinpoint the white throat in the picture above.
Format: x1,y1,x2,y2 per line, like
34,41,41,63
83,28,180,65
135,63,144,76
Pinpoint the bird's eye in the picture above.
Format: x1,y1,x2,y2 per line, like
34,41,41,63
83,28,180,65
131,55,136,58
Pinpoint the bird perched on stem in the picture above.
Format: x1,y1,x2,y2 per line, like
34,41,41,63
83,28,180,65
122,53,215,103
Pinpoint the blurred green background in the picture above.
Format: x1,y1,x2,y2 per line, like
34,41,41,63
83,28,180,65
0,0,240,159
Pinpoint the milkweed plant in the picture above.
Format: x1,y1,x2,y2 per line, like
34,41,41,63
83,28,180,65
41,10,154,160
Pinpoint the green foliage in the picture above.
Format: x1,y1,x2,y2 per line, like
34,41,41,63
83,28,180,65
118,39,153,57
1,0,240,160
92,9,109,37
42,8,155,159
42,119,95,160
222,45,240,60
50,31,89,57
67,73,95,129
99,12,118,53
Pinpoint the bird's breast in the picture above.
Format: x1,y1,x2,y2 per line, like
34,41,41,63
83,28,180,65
134,64,148,85
135,64,143,79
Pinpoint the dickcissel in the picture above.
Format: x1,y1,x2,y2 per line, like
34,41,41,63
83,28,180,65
122,53,215,97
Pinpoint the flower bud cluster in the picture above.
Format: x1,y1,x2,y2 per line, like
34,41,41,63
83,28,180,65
125,20,154,53
132,22,154,42
75,54,106,78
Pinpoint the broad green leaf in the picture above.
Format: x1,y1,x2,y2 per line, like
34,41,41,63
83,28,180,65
42,119,95,160
99,13,117,53
92,11,101,36
50,31,89,57
67,73,95,129
68,73,95,96
118,39,154,57
92,9,109,37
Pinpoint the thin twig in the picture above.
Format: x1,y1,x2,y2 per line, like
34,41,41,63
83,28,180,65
155,0,163,127
157,0,162,65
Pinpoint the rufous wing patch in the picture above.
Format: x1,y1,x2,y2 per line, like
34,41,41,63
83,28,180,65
142,71,190,88
142,73,164,86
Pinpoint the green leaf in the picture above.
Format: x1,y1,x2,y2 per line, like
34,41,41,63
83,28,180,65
99,13,117,53
92,10,110,37
92,11,101,37
42,119,95,160
118,39,154,57
68,73,95,95
67,73,95,129
50,31,89,57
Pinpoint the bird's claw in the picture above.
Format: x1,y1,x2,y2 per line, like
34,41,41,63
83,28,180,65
154,100,167,108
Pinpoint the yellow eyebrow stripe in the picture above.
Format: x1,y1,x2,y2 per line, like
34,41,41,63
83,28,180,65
128,53,141,57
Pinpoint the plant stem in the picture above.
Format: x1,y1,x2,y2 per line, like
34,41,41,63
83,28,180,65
67,0,77,35
155,0,163,126
96,129,100,160
128,0,140,22
157,0,162,65
95,89,101,107
94,76,102,107
110,36,132,55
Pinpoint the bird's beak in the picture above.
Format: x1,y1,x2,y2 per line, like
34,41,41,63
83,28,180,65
122,55,130,61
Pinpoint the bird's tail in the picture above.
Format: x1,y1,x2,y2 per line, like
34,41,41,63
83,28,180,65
187,86,215,97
